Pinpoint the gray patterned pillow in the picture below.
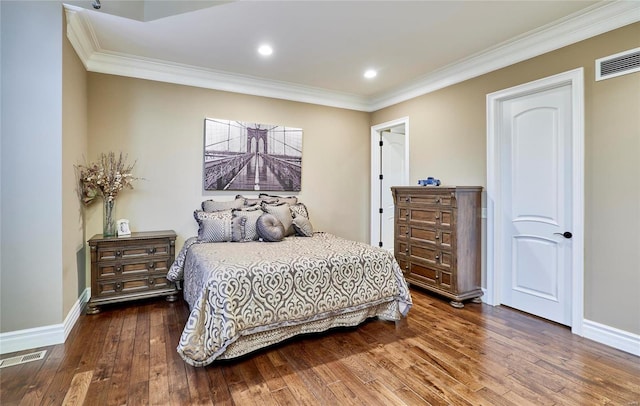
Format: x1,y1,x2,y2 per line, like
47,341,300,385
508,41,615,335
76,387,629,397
256,213,285,242
292,216,314,237
290,202,309,219
194,210,233,242
201,197,245,212
259,193,298,206
261,202,294,236
236,194,278,206
231,206,263,242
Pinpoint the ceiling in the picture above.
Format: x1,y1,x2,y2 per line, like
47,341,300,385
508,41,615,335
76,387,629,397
64,1,640,111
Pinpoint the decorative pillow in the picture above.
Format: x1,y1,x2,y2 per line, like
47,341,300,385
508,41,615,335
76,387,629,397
290,202,309,219
201,197,245,212
261,202,294,236
231,206,264,242
256,213,285,242
292,216,314,237
236,195,278,206
259,193,298,206
193,210,233,242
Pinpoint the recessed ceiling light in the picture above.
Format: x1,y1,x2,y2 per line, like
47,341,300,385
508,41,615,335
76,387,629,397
258,45,273,56
364,69,377,79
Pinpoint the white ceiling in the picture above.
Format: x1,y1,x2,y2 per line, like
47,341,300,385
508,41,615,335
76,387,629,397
64,1,640,111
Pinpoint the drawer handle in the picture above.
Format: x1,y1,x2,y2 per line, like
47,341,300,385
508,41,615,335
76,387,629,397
405,197,410,202
148,262,155,269
436,198,441,204
435,234,440,240
435,215,440,220
115,250,122,257
405,212,409,217
148,247,156,254
405,230,409,235
405,264,409,270
435,255,440,260
405,248,409,253
115,282,122,291
116,266,122,273
149,278,155,285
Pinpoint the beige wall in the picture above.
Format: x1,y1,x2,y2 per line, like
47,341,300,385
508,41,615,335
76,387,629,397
86,74,371,253
371,23,640,334
62,22,88,315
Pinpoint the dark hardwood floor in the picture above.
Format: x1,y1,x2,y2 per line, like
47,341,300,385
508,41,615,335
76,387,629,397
1,288,639,405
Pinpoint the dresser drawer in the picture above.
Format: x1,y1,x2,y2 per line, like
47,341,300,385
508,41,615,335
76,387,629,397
407,207,453,228
96,257,171,279
409,262,454,293
403,225,453,249
397,193,453,207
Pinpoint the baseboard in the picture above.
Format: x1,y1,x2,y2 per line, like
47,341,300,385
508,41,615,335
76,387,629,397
0,288,90,355
582,319,640,357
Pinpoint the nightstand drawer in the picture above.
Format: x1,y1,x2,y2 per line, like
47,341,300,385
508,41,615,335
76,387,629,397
95,273,173,298
96,242,170,261
96,257,171,278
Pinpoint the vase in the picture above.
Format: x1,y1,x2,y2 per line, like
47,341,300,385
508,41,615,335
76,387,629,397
103,198,117,237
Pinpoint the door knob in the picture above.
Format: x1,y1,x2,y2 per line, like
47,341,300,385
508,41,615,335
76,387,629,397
554,231,573,239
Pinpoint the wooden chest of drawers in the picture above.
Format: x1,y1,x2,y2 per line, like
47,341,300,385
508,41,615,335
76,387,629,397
392,186,482,308
87,230,178,314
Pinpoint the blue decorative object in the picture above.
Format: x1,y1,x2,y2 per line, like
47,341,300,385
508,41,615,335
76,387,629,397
418,177,441,186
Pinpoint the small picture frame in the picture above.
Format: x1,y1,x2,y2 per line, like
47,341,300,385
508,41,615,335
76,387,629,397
117,219,131,237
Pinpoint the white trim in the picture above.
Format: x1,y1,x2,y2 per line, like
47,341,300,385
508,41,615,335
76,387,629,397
63,2,640,112
0,288,90,355
370,117,410,247
583,319,640,356
486,68,585,336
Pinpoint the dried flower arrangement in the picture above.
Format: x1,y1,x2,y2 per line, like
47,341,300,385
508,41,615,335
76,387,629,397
76,152,139,206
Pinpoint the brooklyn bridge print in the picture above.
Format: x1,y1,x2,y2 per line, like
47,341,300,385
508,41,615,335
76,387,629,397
203,118,303,191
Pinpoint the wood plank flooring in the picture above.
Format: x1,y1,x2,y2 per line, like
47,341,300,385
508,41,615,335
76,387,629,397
1,288,639,405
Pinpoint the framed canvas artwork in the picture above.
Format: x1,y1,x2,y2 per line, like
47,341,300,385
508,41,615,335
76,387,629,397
203,118,303,191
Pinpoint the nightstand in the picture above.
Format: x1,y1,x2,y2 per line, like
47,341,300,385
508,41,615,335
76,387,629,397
87,230,178,314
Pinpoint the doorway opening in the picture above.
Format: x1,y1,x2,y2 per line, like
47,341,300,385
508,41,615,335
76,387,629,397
370,117,410,251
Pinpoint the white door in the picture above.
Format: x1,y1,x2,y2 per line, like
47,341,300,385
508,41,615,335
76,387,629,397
370,118,409,251
500,84,573,325
381,129,406,252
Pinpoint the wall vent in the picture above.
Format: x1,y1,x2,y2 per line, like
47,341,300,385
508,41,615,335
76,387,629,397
595,47,640,81
0,350,47,369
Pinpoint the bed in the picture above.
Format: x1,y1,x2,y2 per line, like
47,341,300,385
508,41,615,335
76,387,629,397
167,232,412,367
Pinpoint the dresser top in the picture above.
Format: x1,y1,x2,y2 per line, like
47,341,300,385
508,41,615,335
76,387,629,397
391,186,483,192
88,230,176,244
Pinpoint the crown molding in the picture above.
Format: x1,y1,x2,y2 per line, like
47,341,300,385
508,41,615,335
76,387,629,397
64,1,640,113
368,0,640,111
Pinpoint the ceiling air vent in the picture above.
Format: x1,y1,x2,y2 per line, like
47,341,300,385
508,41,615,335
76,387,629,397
595,47,640,81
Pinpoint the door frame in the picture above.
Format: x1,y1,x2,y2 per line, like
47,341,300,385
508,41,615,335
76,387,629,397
486,68,584,335
370,117,410,247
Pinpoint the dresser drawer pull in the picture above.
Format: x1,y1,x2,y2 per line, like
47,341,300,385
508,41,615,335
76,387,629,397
148,262,155,269
405,197,410,202
436,198,441,204
116,266,122,273
147,247,157,254
435,255,440,261
115,282,122,291
405,248,409,253
435,215,440,220
435,234,440,240
405,230,409,235
115,250,122,257
149,278,155,285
